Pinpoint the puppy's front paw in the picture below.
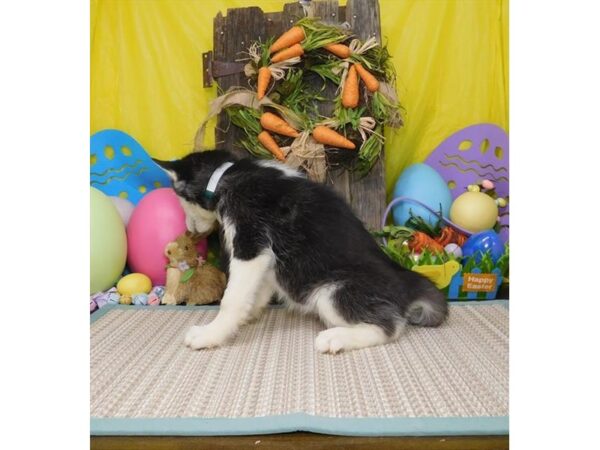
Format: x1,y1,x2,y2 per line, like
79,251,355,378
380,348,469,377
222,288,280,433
184,325,226,350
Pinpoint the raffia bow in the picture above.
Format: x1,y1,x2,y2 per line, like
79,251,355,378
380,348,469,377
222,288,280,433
337,37,380,92
242,42,301,81
193,87,304,151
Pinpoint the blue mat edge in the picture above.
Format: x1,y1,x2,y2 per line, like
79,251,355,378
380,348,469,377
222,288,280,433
91,414,508,437
91,300,509,436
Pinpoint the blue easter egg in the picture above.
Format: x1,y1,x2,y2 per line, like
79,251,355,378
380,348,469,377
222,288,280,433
462,230,504,263
392,163,452,226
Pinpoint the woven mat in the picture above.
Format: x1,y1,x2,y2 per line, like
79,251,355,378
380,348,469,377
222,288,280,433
90,302,508,436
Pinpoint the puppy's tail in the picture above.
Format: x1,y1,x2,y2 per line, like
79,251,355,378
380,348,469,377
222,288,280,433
405,287,448,327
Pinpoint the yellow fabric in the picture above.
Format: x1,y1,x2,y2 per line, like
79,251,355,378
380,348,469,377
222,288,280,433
91,0,508,195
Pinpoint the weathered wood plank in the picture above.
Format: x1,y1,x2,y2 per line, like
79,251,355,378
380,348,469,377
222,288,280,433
214,7,266,157
346,0,387,231
307,0,352,205
265,11,284,41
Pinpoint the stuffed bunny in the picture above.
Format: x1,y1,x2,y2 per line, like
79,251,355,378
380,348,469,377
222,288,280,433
162,231,227,305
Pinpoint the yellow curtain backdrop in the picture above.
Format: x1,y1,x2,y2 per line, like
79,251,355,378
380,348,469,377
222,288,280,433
91,0,508,195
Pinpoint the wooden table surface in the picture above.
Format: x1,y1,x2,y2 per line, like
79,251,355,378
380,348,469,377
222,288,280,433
91,433,509,450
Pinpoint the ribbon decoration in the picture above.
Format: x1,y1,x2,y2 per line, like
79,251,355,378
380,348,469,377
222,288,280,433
242,42,302,80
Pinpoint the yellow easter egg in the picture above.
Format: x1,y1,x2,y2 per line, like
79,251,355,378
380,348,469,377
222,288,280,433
449,192,498,233
117,273,152,295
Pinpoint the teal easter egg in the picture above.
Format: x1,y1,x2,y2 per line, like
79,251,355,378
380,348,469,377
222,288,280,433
392,163,452,226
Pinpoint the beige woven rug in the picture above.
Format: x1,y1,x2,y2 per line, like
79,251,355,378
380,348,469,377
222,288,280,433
90,302,508,436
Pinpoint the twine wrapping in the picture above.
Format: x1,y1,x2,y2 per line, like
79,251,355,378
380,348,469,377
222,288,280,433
337,37,380,93
242,41,301,80
281,131,327,183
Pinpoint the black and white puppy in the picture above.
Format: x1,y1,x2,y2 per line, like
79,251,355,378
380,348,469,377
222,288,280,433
155,150,447,354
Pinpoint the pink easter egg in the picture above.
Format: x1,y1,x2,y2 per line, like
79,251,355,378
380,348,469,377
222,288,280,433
127,188,208,285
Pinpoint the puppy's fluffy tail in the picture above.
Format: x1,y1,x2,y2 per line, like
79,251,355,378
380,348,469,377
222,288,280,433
405,288,448,327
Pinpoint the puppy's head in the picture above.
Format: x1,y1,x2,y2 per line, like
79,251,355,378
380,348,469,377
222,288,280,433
153,150,236,234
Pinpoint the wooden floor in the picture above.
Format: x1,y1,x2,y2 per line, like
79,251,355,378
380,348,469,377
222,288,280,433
91,433,509,450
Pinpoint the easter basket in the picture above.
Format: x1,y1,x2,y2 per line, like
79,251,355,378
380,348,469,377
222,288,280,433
375,188,509,300
378,196,509,301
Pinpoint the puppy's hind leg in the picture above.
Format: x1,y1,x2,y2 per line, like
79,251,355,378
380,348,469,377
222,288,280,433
312,284,404,354
185,253,273,349
315,324,400,354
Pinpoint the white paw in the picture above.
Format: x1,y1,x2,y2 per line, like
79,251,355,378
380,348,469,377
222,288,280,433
184,325,226,350
315,328,348,354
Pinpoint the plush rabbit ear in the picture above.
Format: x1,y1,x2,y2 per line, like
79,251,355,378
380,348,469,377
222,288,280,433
189,232,204,244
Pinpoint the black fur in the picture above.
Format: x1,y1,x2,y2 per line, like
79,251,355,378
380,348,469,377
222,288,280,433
155,151,448,335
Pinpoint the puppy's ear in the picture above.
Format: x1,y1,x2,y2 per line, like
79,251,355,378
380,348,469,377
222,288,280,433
153,159,178,181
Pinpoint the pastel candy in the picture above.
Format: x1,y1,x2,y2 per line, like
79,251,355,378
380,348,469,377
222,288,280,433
147,293,161,306
133,293,149,305
150,286,166,300
108,290,122,305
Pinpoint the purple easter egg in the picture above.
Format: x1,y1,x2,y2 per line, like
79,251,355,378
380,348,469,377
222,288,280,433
425,124,509,243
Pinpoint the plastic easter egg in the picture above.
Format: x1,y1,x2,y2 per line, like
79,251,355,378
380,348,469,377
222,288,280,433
110,196,135,226
127,188,208,285
392,163,453,226
449,191,498,233
462,230,504,263
90,187,127,294
444,243,463,258
117,273,152,295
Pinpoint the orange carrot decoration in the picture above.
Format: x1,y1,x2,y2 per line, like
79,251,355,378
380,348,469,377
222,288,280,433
312,126,356,149
260,112,300,138
324,43,351,59
257,67,271,100
408,231,445,254
258,131,285,161
354,63,379,92
341,64,359,108
271,44,305,63
269,26,305,54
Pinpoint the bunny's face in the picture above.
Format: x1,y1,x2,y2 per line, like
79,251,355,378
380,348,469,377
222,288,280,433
165,232,202,268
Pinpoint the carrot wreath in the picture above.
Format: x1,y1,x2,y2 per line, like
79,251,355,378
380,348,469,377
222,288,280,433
206,18,403,179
